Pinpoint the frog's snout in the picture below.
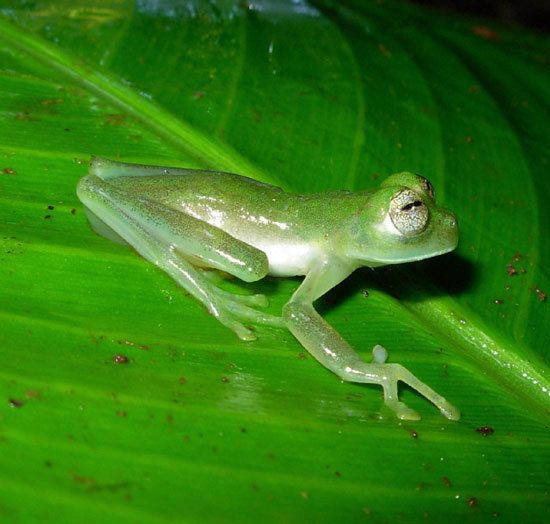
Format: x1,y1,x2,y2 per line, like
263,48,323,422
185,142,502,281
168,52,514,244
443,211,459,249
446,213,458,230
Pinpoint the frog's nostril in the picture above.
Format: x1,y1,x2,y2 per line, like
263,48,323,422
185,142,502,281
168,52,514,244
447,215,457,229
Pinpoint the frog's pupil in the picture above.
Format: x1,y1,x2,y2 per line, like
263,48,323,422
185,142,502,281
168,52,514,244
402,201,422,212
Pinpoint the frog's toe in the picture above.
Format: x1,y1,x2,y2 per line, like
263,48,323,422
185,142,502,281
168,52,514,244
372,344,388,364
440,401,461,421
215,312,257,341
226,301,285,328
386,400,421,421
215,288,269,308
231,293,268,307
249,293,269,307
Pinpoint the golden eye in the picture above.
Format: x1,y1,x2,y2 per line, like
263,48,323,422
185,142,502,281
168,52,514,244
389,189,429,236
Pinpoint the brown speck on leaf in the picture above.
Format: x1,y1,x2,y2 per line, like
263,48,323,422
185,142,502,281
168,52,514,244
193,91,206,99
506,264,517,276
378,43,391,57
493,299,503,305
41,98,63,106
300,491,309,499
47,205,55,210
105,114,125,126
334,471,341,478
44,214,52,220
467,497,478,508
465,136,473,143
113,354,129,364
471,25,500,41
297,352,306,360
363,507,372,515
25,389,40,399
410,430,419,439
71,471,97,487
178,376,187,385
442,476,452,487
512,252,522,262
71,208,77,215
118,339,149,350
534,287,546,302
116,410,127,417
476,426,494,436
221,376,230,383
519,267,527,274
468,85,480,94
2,168,16,175
9,398,23,408
166,414,174,424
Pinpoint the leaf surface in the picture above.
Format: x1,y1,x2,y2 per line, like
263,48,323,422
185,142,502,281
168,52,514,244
0,1,548,522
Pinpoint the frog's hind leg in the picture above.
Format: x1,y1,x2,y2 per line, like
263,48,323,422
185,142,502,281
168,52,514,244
77,174,283,339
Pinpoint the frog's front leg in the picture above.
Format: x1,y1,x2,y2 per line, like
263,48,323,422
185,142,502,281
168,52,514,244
77,174,284,340
282,261,460,420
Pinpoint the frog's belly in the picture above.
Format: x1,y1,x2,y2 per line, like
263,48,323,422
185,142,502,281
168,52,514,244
255,241,318,277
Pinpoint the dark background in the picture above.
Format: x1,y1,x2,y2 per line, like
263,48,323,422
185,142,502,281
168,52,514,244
410,0,550,32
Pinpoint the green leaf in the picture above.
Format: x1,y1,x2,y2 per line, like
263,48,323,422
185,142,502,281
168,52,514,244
0,1,548,522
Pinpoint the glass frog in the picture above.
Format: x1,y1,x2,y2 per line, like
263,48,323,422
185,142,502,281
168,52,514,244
77,158,460,421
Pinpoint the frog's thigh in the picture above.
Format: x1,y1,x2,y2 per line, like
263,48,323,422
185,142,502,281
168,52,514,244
78,175,281,339
77,175,268,282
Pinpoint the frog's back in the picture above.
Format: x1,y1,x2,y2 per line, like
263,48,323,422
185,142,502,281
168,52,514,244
110,169,284,210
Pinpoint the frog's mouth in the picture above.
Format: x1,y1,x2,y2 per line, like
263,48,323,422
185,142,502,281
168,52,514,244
394,244,457,264
363,223,459,265
367,244,456,265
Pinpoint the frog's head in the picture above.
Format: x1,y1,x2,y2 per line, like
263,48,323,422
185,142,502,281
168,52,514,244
349,172,458,266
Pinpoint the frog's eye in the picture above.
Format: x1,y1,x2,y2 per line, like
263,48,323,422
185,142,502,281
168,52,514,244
389,189,429,236
417,176,435,200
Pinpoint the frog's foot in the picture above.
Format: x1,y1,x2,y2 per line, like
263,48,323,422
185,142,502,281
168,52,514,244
377,361,460,421
340,346,459,421
207,288,284,341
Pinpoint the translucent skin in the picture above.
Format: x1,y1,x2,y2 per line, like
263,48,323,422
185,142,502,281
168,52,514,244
77,158,460,421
